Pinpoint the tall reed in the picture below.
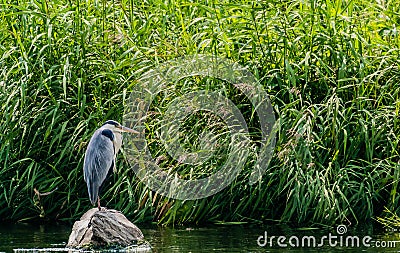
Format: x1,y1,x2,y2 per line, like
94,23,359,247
0,0,399,226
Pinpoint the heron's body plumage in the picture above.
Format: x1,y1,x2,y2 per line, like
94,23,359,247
83,120,138,209
84,128,116,205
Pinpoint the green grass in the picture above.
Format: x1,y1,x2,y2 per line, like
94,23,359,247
0,0,399,226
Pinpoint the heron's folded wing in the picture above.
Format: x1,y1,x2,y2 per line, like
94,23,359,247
83,130,114,203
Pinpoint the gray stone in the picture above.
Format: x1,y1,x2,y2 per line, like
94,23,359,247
67,208,145,248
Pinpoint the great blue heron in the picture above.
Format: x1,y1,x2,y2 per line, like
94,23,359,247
83,120,138,210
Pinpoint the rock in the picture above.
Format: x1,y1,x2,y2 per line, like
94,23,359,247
67,208,145,249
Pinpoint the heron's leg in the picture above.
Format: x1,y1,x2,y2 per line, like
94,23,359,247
97,196,101,211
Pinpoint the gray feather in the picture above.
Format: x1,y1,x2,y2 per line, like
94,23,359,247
83,129,114,205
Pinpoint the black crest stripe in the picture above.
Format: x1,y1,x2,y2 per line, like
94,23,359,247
103,120,119,126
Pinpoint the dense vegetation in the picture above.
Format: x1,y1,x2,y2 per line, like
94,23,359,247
0,0,399,226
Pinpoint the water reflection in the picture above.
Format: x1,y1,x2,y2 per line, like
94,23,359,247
143,224,400,252
0,223,69,252
1,222,400,252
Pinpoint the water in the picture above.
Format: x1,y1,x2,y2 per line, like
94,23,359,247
1,222,400,252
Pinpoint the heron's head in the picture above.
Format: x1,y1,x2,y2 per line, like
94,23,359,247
102,120,139,134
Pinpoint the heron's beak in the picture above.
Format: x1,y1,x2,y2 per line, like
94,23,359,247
119,125,140,134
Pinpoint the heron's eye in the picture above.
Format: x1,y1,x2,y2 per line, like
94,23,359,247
101,129,114,141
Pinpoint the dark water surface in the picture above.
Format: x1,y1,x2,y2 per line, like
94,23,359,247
1,222,400,252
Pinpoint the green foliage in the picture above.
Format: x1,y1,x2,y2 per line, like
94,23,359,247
0,0,399,226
